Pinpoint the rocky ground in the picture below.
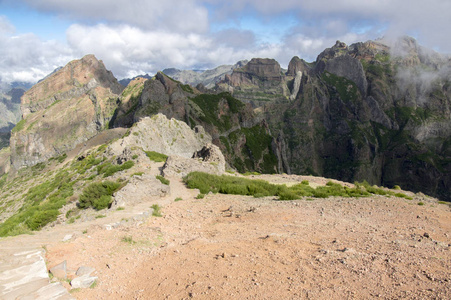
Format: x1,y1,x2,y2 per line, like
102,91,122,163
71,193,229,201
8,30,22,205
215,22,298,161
0,164,450,299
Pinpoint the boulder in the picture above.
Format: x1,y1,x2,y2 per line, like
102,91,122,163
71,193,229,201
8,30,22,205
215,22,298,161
111,174,170,208
49,261,67,279
162,143,225,177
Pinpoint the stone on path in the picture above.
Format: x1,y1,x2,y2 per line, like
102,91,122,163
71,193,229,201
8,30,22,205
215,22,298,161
49,261,67,279
71,274,98,289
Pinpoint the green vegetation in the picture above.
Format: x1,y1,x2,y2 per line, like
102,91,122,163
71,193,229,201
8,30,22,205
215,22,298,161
56,153,67,163
0,170,75,236
239,125,278,173
78,181,122,210
145,151,168,162
243,172,261,176
11,118,26,133
418,202,425,206
196,193,205,199
151,204,162,217
156,175,170,185
184,172,414,201
190,92,244,132
96,161,134,177
181,84,194,93
322,71,360,102
121,235,135,244
174,197,183,202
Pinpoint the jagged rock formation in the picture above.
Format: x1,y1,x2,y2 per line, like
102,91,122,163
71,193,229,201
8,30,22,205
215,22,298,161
9,55,124,169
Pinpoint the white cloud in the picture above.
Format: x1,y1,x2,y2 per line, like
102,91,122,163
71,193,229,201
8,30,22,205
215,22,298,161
66,23,286,78
24,0,209,33
0,15,15,35
0,18,73,83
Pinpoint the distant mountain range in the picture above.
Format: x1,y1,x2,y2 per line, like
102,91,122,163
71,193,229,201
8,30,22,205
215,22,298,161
1,36,450,202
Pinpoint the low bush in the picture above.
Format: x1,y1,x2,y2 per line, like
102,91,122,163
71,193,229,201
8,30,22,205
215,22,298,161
184,172,410,201
97,161,134,177
156,175,170,185
0,170,75,237
78,181,121,210
145,151,168,162
151,204,162,217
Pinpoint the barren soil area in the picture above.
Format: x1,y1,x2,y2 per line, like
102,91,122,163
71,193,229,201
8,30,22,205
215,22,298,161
39,175,451,299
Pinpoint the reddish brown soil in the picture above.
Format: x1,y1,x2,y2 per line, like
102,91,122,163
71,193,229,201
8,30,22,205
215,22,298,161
43,176,451,300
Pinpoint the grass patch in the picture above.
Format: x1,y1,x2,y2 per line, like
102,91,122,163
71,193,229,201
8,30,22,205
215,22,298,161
174,197,183,202
116,207,125,211
243,172,261,176
196,193,205,199
418,202,425,206
184,172,414,201
156,175,170,185
121,235,135,244
145,151,168,162
151,204,162,217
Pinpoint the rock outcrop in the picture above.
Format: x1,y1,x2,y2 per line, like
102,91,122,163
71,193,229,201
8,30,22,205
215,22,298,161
162,143,226,177
9,55,124,169
108,113,211,158
112,174,170,208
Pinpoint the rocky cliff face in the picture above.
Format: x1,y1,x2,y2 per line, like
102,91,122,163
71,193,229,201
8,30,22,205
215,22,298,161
273,38,451,201
9,55,124,169
217,58,289,106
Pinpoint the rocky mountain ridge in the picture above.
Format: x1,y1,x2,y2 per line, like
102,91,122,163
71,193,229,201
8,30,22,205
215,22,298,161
2,36,450,201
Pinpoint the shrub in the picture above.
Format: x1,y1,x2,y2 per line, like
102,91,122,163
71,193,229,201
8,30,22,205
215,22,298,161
97,160,134,177
78,181,121,210
151,204,162,217
174,197,183,201
25,209,59,230
196,194,205,199
145,151,168,162
156,175,170,185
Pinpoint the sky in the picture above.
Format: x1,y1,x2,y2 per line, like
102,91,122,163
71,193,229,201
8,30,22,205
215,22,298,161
0,0,450,84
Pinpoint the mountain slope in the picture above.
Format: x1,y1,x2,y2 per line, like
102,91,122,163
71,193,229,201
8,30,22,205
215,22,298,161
9,54,124,170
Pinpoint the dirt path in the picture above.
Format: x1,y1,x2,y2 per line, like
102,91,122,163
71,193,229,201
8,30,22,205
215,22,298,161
39,175,450,300
0,171,449,299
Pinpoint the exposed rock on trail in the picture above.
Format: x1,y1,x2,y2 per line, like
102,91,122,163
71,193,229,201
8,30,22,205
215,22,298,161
162,143,226,177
